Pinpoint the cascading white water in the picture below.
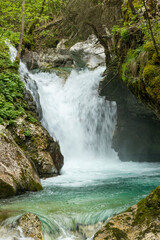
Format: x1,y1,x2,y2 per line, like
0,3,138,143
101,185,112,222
29,68,117,161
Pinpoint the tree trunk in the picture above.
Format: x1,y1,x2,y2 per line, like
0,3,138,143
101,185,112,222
16,0,25,61
128,0,137,15
142,0,159,55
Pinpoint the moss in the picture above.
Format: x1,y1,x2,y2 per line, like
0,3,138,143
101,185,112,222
121,28,130,43
111,227,128,239
143,42,155,59
143,65,158,80
0,179,16,198
97,223,128,240
152,53,160,65
133,186,160,226
29,177,43,191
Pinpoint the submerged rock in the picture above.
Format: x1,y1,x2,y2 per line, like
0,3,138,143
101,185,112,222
94,186,160,240
70,35,105,69
77,222,104,239
18,213,43,240
0,125,42,199
9,116,64,178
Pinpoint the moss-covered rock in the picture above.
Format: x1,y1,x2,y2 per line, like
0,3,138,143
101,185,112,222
94,186,160,240
0,125,42,199
122,40,160,118
8,115,64,178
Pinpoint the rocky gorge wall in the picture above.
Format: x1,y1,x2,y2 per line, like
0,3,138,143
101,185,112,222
98,0,160,163
99,61,160,162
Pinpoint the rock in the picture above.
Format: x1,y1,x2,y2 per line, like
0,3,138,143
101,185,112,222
22,36,105,70
9,116,64,178
70,35,105,69
77,222,104,239
22,49,40,70
0,125,42,199
18,213,43,240
94,186,160,240
99,58,160,162
22,40,73,71
39,49,73,68
23,88,42,120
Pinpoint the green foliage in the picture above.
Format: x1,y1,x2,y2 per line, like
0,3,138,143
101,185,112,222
0,40,26,123
9,120,15,126
111,25,121,35
24,128,31,137
120,28,130,43
0,0,69,49
26,114,37,123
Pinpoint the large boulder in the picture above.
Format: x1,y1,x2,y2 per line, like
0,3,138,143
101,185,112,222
70,35,105,69
94,186,160,240
9,116,64,178
0,125,42,199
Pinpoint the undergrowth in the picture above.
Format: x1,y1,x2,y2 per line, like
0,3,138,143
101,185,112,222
0,40,26,124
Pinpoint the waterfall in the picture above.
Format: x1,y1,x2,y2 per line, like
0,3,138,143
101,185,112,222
28,68,117,163
7,41,118,167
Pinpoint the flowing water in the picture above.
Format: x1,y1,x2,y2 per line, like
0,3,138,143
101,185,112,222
1,43,160,240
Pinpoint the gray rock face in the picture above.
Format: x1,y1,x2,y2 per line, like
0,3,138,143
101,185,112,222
99,61,160,162
22,39,73,70
0,125,42,199
70,35,105,69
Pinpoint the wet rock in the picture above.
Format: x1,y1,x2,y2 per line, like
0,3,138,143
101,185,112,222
94,186,160,240
9,116,64,178
77,222,104,239
23,89,42,119
21,72,43,120
70,35,105,69
18,213,43,240
0,125,42,199
99,59,160,162
22,40,73,70
22,49,40,70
